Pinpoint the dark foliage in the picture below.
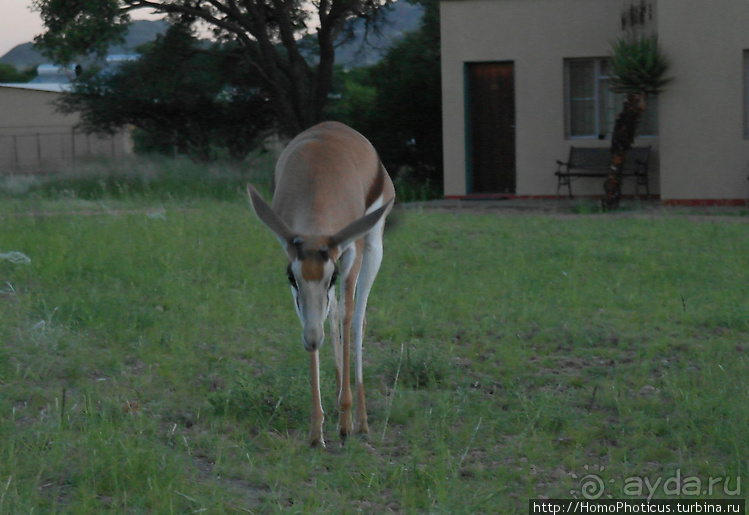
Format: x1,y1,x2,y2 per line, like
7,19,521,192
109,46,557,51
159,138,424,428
0,63,37,83
34,0,395,137
328,0,443,200
56,24,275,161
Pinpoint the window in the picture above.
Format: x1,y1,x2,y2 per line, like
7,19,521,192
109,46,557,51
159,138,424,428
565,58,658,139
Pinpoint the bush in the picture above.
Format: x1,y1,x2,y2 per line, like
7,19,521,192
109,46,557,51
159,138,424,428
0,152,275,201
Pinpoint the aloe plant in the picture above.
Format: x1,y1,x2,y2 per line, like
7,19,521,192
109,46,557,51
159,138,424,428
603,35,671,210
610,35,672,95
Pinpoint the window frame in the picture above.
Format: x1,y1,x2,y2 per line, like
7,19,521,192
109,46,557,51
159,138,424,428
565,57,658,140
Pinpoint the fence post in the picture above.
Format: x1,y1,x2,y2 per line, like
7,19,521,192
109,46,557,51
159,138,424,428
37,133,42,168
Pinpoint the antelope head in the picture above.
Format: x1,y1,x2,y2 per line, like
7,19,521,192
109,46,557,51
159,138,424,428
247,185,391,352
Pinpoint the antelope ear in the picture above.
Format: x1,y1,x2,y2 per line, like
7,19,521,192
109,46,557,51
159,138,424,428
247,184,295,250
330,199,393,251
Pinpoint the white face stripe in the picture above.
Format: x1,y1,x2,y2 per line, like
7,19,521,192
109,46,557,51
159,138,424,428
289,258,338,351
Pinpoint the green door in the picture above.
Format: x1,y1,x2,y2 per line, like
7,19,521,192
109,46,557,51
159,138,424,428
466,62,516,194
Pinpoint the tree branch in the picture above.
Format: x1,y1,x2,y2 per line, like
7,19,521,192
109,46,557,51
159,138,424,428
123,1,249,39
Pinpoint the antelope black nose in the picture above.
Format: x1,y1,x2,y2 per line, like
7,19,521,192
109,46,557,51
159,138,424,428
303,326,324,352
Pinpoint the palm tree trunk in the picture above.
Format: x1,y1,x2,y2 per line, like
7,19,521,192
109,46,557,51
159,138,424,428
603,93,646,211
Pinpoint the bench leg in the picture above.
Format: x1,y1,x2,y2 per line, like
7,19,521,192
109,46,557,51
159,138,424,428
634,175,650,199
557,176,573,198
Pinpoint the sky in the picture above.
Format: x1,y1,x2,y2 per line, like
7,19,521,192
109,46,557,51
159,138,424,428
0,0,44,57
0,0,163,59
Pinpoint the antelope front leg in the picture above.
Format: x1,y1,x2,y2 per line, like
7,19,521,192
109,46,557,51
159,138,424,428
329,288,342,397
338,308,354,439
308,350,325,448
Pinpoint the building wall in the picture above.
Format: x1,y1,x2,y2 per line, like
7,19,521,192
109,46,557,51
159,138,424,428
441,0,635,197
0,86,75,136
441,0,749,201
0,85,131,174
658,0,749,201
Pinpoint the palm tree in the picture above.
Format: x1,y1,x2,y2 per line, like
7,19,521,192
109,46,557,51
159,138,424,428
603,35,672,210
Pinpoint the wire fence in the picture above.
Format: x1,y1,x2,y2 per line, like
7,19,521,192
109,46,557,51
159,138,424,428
0,130,129,175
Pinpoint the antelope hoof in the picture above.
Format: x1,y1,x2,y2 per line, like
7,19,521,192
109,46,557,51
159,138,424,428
355,420,370,436
339,413,353,441
308,432,326,449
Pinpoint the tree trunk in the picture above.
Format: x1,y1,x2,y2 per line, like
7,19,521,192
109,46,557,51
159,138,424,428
604,93,645,211
36,0,385,140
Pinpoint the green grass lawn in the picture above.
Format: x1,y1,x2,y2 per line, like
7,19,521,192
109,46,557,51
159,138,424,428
0,193,747,512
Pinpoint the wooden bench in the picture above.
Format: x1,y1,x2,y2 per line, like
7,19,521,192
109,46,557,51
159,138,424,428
554,146,651,198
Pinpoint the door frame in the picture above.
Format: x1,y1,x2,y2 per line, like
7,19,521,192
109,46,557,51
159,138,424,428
464,60,517,195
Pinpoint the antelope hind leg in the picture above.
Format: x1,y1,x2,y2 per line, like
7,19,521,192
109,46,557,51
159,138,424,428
351,225,385,436
338,247,361,440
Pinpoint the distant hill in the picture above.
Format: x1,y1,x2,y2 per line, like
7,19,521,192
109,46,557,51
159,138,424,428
0,3,422,72
0,20,169,71
0,43,41,71
335,2,424,68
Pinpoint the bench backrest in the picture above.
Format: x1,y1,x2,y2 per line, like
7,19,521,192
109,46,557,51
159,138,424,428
568,146,650,172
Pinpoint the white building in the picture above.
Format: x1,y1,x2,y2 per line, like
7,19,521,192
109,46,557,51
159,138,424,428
441,0,749,204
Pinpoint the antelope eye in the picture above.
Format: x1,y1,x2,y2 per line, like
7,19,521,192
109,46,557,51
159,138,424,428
286,265,298,289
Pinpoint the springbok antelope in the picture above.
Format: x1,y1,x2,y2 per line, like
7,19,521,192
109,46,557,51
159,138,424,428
247,121,395,448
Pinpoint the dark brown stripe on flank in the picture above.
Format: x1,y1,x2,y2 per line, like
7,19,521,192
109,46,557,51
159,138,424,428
365,161,386,209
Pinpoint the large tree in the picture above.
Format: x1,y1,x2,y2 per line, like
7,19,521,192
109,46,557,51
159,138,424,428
56,23,274,161
33,0,392,137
